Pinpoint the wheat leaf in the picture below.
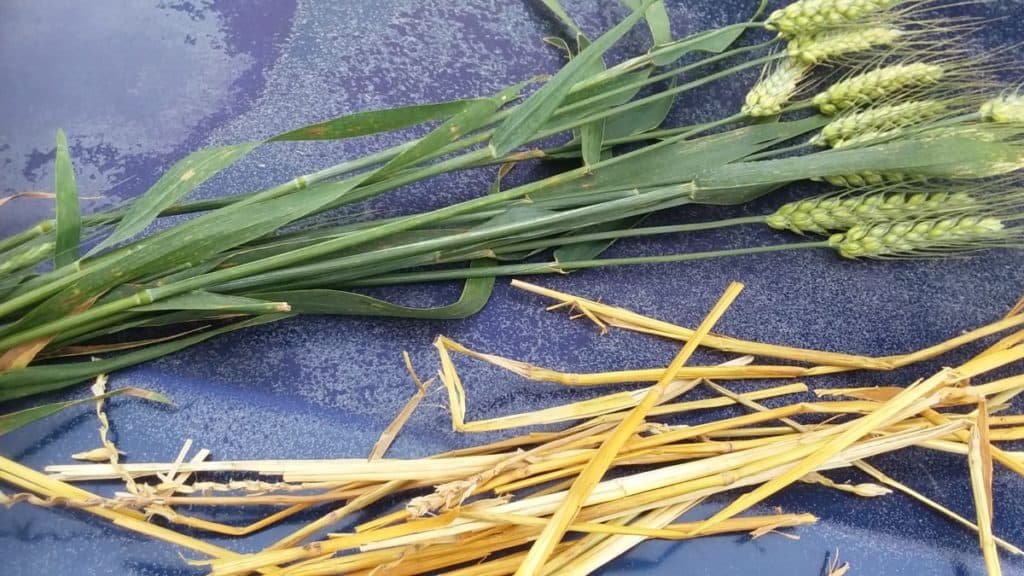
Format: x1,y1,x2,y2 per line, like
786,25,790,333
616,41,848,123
490,1,654,156
0,314,287,402
253,261,495,320
0,387,171,436
269,99,480,142
91,143,258,254
53,130,80,268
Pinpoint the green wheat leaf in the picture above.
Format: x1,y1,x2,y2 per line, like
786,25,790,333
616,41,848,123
270,99,481,142
53,130,80,268
253,261,495,320
0,387,171,436
0,314,287,402
490,0,655,156
91,143,258,254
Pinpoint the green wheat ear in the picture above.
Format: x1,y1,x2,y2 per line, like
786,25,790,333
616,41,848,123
766,0,910,38
813,63,946,115
816,171,924,187
788,26,904,65
981,93,1024,124
813,100,950,148
767,189,977,235
827,214,1014,258
742,58,812,117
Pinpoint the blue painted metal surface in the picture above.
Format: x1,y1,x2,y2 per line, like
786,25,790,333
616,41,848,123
1,1,1023,574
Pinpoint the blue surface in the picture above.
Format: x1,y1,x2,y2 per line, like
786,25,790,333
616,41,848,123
2,1,1024,574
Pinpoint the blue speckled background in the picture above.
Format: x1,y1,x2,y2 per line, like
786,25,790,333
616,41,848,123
2,1,1024,574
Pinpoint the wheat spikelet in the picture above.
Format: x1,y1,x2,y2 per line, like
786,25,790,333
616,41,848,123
814,99,950,147
788,26,904,64
813,63,945,115
816,171,923,187
827,214,1015,258
766,0,910,38
742,58,812,117
981,93,1024,124
767,188,976,235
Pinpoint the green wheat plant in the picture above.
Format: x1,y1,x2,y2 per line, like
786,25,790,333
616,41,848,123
1,0,1023,413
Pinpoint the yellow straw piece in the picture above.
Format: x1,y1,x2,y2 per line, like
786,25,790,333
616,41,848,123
968,402,1002,576
439,337,806,384
694,369,955,533
512,279,886,369
511,280,1024,372
514,281,745,576
0,456,239,561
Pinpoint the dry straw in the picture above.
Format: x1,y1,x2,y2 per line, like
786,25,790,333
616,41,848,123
4,281,1023,576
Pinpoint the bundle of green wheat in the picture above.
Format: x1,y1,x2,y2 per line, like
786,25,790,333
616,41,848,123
1,0,1023,417
2,281,1021,575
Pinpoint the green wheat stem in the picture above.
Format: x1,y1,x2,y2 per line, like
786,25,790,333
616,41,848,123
5,34,772,246
190,186,699,292
0,221,55,255
0,97,821,324
161,42,768,214
345,241,828,286
214,111,758,290
542,54,782,137
0,43,778,311
587,22,768,82
0,167,598,347
490,215,767,254
0,145,495,318
0,43,771,275
2,73,767,320
0,179,703,348
553,40,779,121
